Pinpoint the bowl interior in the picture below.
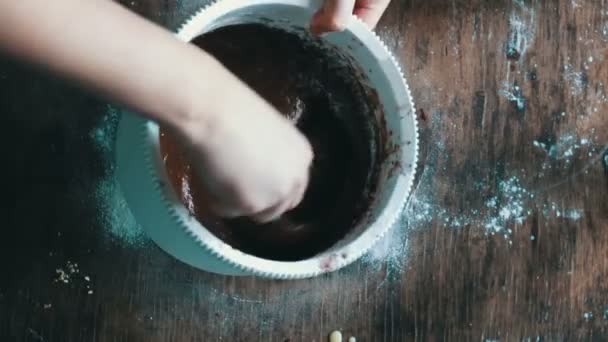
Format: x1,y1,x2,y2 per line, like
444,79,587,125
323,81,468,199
149,1,417,273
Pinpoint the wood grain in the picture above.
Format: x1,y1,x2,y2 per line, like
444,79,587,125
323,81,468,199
0,0,606,341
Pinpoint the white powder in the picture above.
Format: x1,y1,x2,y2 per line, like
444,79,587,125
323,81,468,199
483,176,532,235
499,83,526,110
92,107,146,247
564,64,586,96
361,213,410,272
506,2,537,60
360,160,588,270
533,134,599,162
601,22,608,41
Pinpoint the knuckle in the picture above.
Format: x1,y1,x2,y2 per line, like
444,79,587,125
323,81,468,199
305,149,314,164
277,183,293,199
225,184,262,214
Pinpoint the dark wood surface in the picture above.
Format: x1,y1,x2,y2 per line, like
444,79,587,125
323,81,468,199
1,0,607,341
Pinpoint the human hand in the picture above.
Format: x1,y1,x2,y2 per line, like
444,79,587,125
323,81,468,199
0,0,313,224
311,0,391,34
172,67,313,223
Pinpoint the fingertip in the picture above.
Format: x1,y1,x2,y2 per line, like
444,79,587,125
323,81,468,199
250,213,277,224
211,205,243,219
327,18,349,32
310,11,324,35
290,171,310,211
289,185,306,211
310,0,353,35
195,190,242,219
251,199,292,223
249,209,274,224
353,1,391,29
311,17,348,34
352,11,377,28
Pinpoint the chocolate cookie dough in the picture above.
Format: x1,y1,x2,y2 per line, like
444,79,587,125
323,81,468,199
160,24,383,261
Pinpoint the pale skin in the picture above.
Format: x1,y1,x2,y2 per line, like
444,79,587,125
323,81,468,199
0,0,390,223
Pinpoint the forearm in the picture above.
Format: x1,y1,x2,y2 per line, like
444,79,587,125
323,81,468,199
0,0,227,129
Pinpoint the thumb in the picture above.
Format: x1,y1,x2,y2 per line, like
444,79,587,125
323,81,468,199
353,0,391,29
311,0,356,35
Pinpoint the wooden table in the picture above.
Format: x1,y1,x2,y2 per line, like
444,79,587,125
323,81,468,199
1,0,606,340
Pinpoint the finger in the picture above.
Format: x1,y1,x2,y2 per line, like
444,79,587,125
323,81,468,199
289,172,310,211
251,177,304,222
311,0,356,35
198,185,257,219
250,197,293,223
353,0,391,28
184,179,232,217
206,199,247,219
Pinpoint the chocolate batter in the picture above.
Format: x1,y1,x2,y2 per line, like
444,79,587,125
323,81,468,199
160,24,383,261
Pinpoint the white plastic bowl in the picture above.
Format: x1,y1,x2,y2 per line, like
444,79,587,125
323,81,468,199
115,0,418,279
